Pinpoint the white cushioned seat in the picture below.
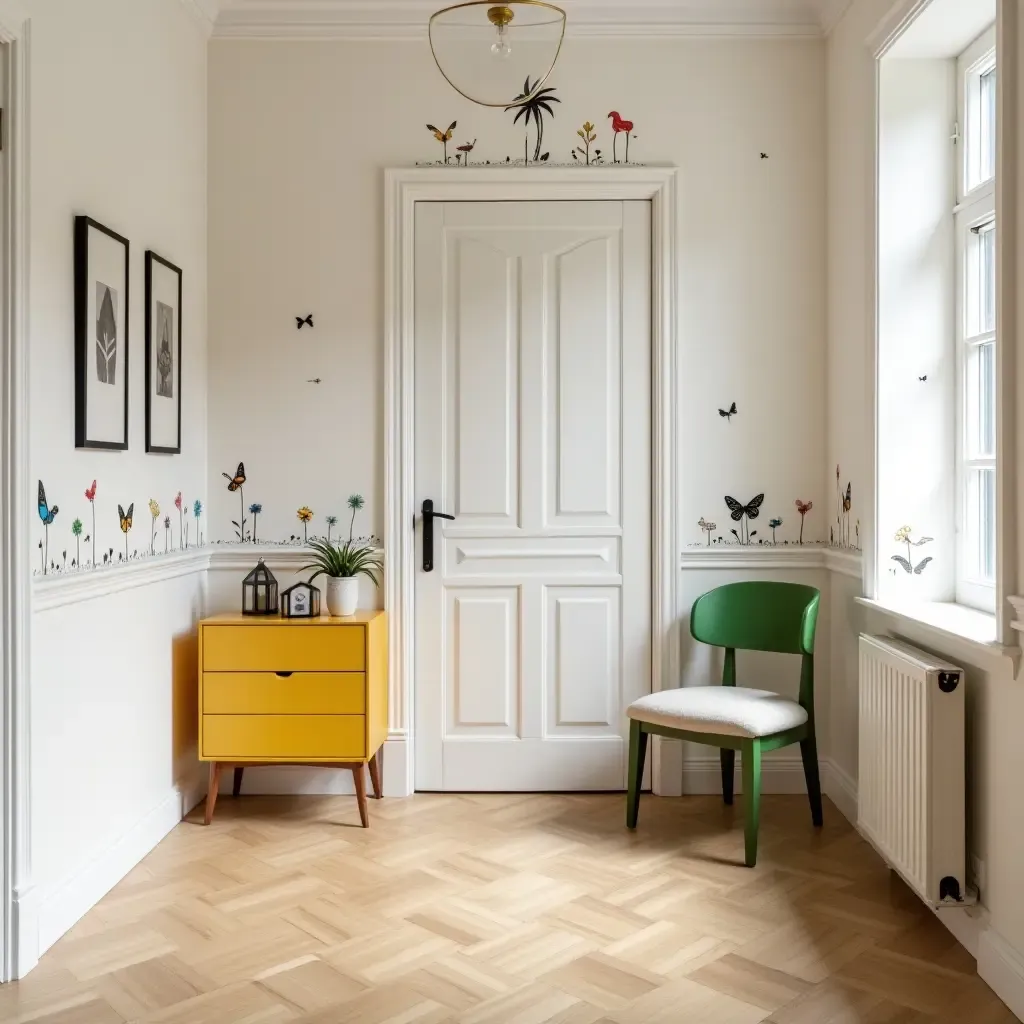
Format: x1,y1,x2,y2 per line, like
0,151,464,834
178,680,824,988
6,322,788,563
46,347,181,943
627,686,807,739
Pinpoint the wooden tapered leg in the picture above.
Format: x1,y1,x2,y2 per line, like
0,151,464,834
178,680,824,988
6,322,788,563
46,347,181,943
626,719,648,829
204,762,222,826
352,764,369,827
800,731,824,827
368,748,383,799
742,740,762,867
232,767,245,798
720,748,735,806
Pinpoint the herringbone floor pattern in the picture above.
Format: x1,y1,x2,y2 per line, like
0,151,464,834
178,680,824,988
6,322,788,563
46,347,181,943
3,793,1016,1023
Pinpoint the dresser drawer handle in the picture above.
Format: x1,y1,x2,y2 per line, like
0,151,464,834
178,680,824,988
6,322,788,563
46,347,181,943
275,671,294,678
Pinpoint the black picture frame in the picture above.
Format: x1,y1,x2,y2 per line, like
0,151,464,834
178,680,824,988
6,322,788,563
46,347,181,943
144,250,183,454
74,215,130,450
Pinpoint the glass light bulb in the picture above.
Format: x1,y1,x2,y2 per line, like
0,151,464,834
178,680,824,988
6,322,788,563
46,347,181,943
490,25,512,59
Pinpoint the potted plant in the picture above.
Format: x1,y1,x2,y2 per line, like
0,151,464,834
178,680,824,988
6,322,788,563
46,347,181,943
300,537,381,616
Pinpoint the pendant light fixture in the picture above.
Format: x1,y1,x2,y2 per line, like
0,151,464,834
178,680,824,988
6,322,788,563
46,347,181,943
429,1,566,108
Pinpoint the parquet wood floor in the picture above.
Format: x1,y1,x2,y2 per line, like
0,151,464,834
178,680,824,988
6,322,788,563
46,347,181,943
4,794,1017,1024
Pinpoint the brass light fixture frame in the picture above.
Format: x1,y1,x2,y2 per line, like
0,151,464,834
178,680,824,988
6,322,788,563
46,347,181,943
428,0,566,108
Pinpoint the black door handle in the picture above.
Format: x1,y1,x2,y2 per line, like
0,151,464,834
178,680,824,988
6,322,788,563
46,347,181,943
422,498,454,572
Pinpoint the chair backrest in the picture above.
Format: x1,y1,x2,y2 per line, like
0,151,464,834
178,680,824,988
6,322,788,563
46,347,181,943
689,581,820,655
690,581,820,711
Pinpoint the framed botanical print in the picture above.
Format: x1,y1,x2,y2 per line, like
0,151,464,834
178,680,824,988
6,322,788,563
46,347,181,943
74,216,130,450
144,250,183,454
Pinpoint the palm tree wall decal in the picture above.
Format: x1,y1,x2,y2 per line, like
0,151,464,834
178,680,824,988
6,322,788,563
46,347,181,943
505,77,560,163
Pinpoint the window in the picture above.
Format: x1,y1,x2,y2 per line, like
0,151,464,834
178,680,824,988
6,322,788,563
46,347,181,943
956,28,996,611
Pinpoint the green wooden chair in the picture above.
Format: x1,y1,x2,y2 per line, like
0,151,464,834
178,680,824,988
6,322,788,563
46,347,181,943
625,581,822,867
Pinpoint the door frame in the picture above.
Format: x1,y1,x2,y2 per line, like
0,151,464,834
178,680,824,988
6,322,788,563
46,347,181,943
383,167,681,798
0,1,32,981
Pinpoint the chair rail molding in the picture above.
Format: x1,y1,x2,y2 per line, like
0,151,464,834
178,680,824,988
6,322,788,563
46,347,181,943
384,165,680,798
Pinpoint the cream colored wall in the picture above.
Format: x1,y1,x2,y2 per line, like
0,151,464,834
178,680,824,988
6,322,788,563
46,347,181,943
208,36,827,550
827,0,1024,1008
27,0,208,961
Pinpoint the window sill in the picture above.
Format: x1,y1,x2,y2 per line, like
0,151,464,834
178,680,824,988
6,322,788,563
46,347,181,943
855,597,1020,674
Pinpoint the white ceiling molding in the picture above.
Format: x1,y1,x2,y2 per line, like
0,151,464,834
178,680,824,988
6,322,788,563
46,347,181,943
209,0,830,40
818,0,853,34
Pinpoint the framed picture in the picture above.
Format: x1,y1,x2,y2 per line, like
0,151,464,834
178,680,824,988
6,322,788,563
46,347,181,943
144,251,183,454
74,216,130,450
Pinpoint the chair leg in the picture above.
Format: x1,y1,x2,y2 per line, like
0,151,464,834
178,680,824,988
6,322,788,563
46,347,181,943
720,749,735,806
232,767,244,798
626,719,648,829
742,740,761,867
800,731,824,827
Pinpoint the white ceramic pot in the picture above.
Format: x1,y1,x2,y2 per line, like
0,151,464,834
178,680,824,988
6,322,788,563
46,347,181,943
326,576,359,616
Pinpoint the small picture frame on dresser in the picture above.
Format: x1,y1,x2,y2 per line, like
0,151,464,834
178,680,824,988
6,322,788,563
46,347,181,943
281,580,320,618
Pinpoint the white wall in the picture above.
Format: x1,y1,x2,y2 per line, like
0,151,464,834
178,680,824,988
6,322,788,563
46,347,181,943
876,58,956,602
208,37,827,551
27,0,208,961
827,1,1024,1015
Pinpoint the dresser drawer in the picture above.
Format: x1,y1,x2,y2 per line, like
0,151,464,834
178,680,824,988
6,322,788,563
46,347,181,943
202,624,365,672
202,672,365,715
202,714,366,760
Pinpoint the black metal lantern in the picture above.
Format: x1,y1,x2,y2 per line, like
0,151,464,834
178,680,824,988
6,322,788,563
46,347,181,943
242,558,278,615
281,580,320,619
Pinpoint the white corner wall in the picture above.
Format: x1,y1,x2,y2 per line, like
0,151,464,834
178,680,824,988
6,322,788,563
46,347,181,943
827,1,1024,1017
27,0,208,963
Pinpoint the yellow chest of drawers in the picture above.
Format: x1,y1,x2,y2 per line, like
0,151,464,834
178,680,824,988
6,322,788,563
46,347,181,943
198,610,387,826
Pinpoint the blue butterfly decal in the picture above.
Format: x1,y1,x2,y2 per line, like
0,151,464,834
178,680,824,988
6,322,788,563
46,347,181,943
37,480,58,525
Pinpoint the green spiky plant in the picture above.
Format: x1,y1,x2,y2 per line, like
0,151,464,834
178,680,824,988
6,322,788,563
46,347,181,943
300,537,382,586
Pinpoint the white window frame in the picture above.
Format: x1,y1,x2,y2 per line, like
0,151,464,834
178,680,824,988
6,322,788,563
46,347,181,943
955,26,996,612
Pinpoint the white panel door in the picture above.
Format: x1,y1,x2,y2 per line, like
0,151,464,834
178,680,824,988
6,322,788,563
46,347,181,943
414,201,651,791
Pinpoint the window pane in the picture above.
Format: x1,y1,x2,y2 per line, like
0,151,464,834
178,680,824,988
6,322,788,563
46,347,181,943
966,467,996,583
966,340,996,459
980,224,995,333
980,66,996,183
966,223,996,338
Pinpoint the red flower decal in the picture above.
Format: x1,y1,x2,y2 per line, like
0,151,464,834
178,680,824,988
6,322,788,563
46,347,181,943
174,491,183,511
85,480,97,502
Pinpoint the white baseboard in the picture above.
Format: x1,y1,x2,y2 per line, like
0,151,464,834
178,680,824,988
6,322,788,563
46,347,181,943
822,758,858,824
680,754,812,794
36,779,201,958
978,928,1024,1022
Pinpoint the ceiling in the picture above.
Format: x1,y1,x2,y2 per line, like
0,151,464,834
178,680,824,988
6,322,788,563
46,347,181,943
184,0,852,39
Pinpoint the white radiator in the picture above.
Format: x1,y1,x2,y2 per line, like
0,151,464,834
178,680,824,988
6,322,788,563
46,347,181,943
858,634,967,907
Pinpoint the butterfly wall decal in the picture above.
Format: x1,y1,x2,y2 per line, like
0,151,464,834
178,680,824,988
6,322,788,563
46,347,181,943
118,503,133,560
223,461,248,541
223,462,246,491
37,480,58,525
426,121,457,163
724,493,764,545
718,402,737,422
918,375,928,382
296,314,313,329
